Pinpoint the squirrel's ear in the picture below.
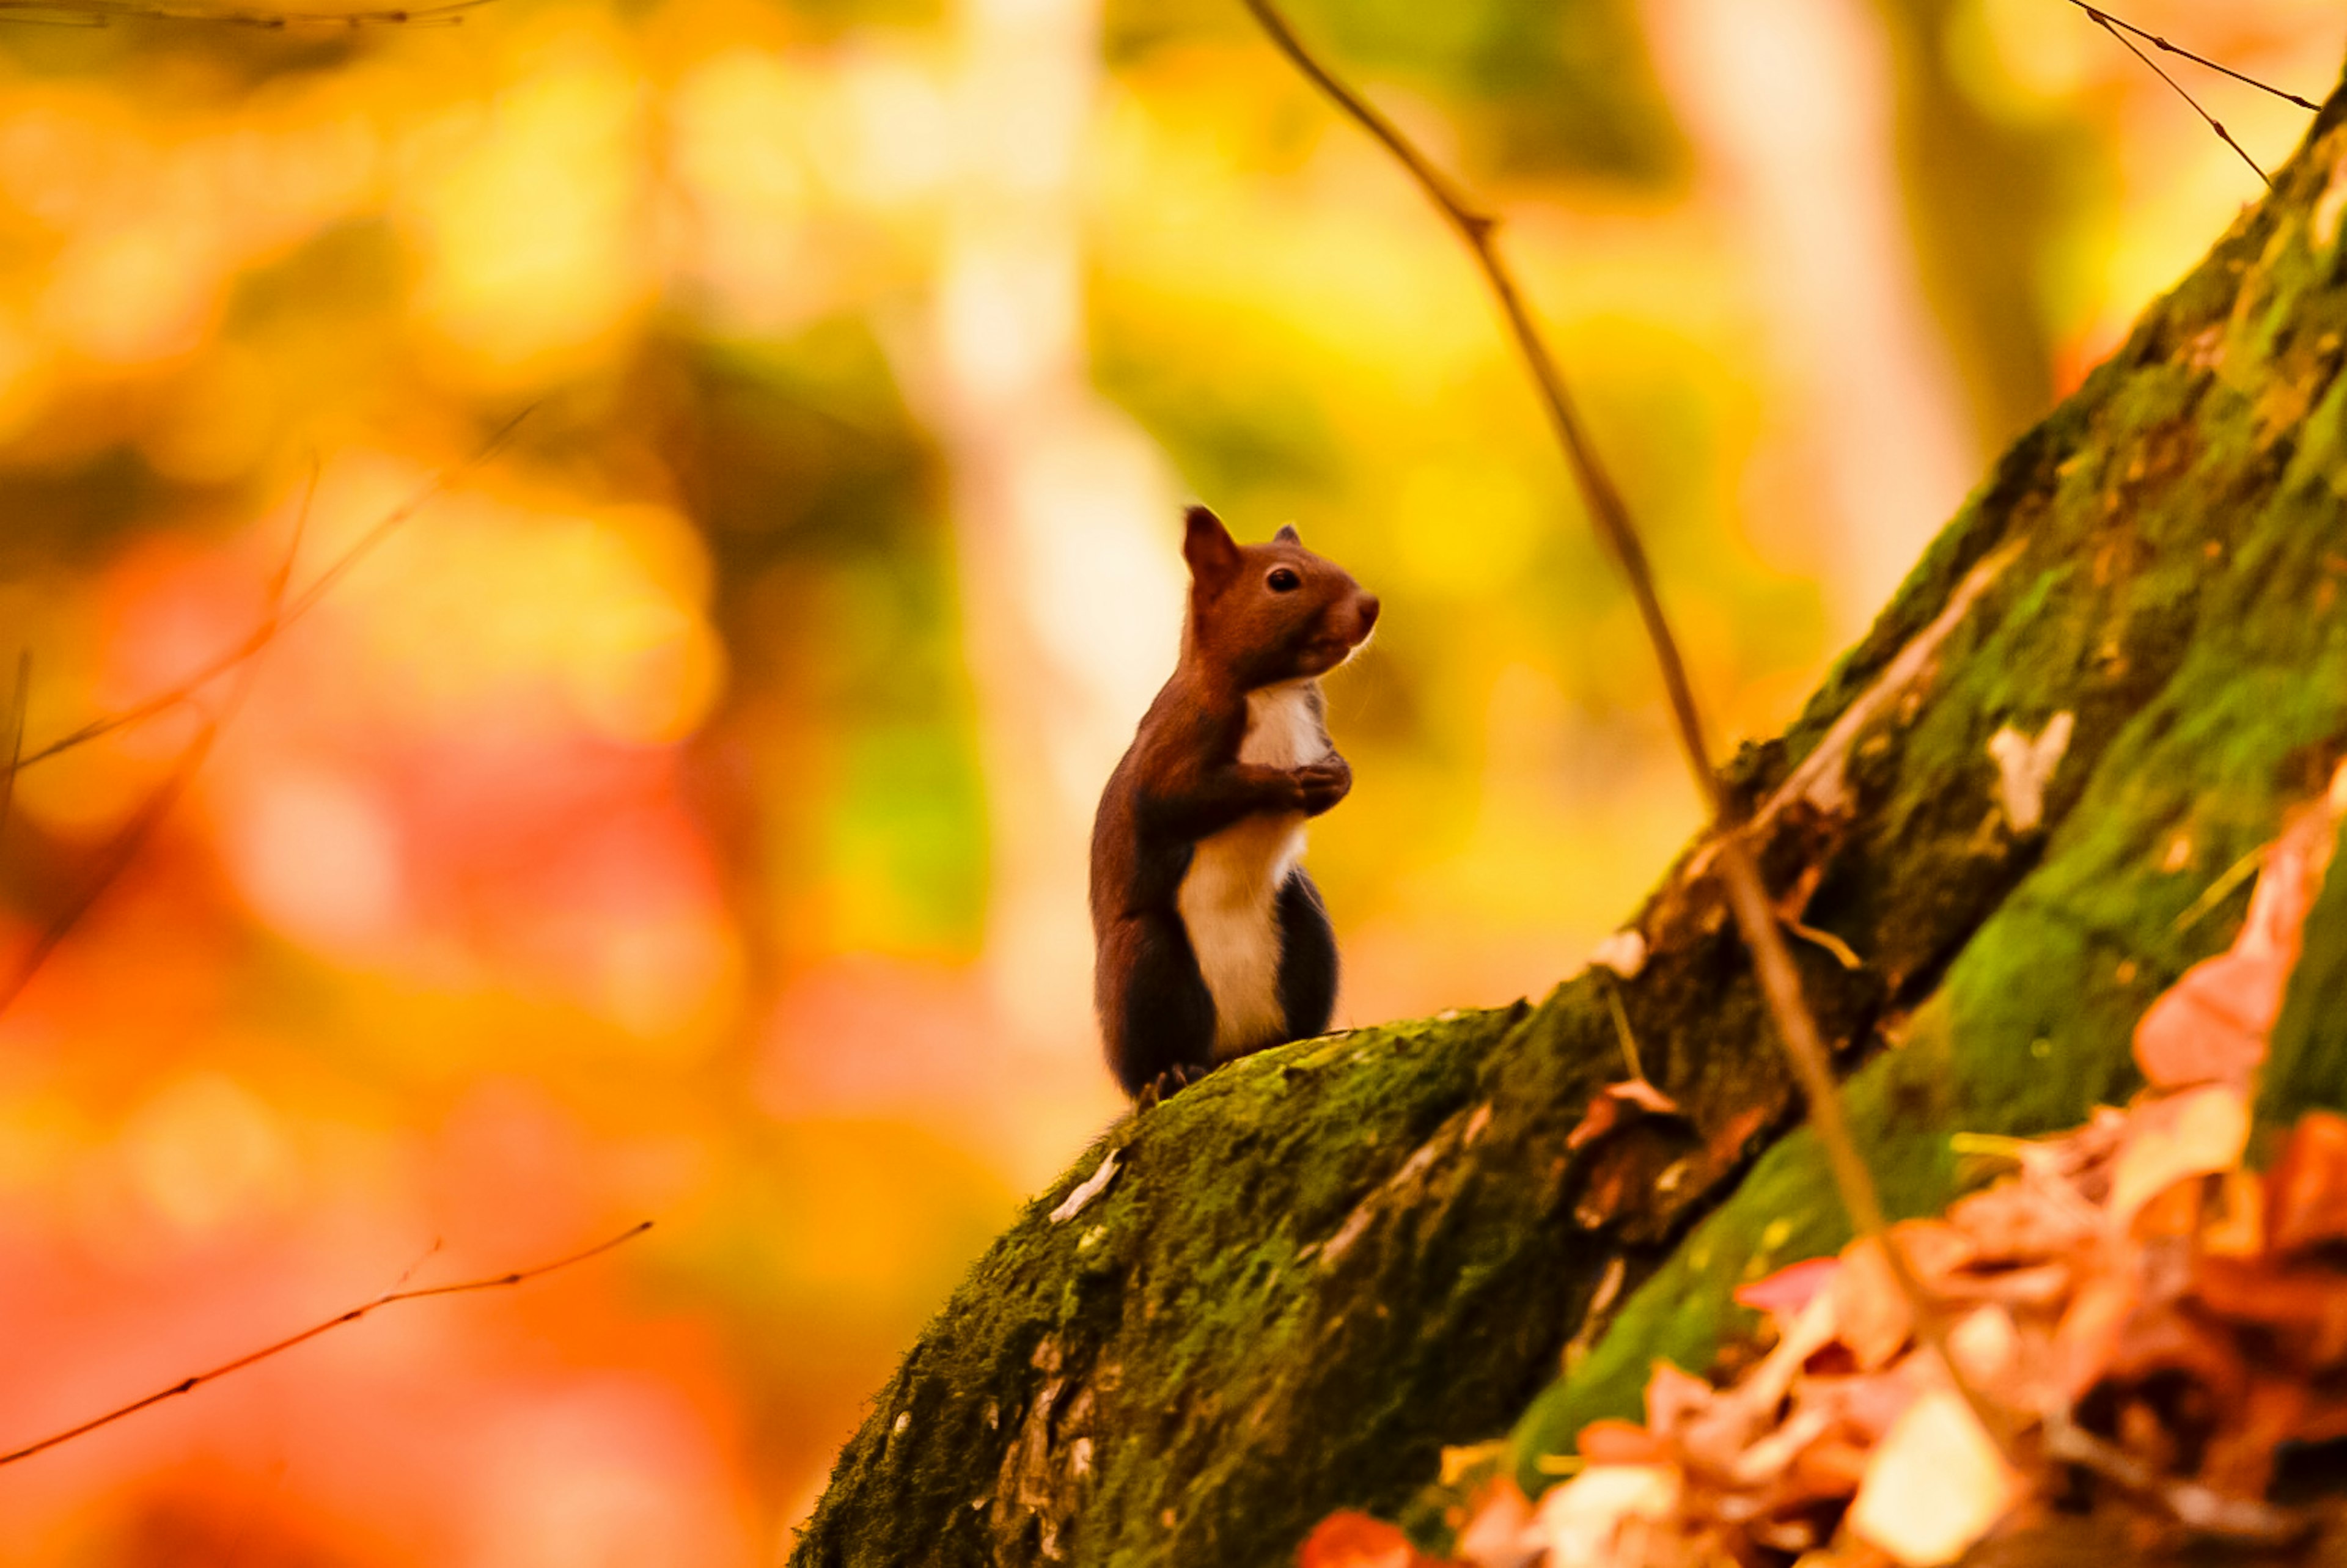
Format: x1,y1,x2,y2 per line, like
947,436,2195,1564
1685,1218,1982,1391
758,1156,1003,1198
1273,524,1302,546
1182,505,1242,588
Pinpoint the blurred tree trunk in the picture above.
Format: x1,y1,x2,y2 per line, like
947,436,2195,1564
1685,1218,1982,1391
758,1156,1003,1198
790,71,2347,1568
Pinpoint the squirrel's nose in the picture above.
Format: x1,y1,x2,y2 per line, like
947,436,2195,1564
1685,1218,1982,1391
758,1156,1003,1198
1356,595,1381,635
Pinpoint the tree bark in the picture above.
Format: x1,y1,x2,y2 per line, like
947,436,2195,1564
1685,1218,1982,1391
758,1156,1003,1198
792,72,2347,1568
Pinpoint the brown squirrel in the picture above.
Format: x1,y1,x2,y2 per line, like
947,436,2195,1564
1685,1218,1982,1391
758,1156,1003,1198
1089,506,1380,1099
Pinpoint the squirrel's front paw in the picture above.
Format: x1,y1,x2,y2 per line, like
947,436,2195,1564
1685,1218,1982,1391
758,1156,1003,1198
1293,754,1352,816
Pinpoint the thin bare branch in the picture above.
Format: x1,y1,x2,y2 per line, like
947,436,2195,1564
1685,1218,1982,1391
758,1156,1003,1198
0,1222,653,1468
0,716,219,1019
0,477,315,1020
2076,7,2272,187
2066,2,2321,113
0,0,484,27
12,409,531,779
0,653,24,846
1237,0,2007,1450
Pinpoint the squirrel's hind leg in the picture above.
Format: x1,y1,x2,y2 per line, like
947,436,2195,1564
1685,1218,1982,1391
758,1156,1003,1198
1275,869,1338,1042
1102,912,1218,1097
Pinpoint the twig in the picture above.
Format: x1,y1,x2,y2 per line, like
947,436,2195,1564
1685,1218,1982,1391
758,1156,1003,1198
1236,0,2005,1451
0,716,221,1019
0,471,315,1020
1603,980,1646,1083
0,652,24,846
0,1221,653,1468
2073,5,2271,187
1785,916,1863,971
2044,1405,2310,1544
11,409,531,779
2064,2,2321,112
2172,842,2267,934
0,0,485,26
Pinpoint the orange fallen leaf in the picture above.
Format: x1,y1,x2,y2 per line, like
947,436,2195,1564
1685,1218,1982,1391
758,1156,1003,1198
2268,1110,2347,1255
1453,1480,1538,1568
2202,1168,2267,1258
2131,948,2290,1089
2104,1083,2249,1234
2135,793,2335,1090
1946,1173,2096,1263
1565,1079,1683,1151
2193,1254,2347,1366
1298,1512,1450,1568
1734,1255,1840,1317
1576,1419,1669,1467
1832,1225,1973,1372
1832,1238,1914,1372
1644,1360,1716,1438
2052,1270,2139,1401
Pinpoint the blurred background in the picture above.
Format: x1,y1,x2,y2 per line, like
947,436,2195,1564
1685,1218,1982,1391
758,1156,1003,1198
0,0,2335,1559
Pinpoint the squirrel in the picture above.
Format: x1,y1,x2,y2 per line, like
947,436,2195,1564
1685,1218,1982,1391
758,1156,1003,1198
1089,505,1381,1100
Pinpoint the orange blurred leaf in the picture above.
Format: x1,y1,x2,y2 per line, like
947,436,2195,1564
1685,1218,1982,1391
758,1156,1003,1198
1733,1255,1839,1316
1298,1512,1449,1568
1453,1479,1538,1568
2267,1110,2347,1254
2105,1083,2249,1234
2136,792,2335,1089
1576,1419,1669,1467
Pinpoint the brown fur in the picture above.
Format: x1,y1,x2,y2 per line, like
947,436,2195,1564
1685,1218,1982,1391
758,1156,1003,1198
1089,507,1379,1099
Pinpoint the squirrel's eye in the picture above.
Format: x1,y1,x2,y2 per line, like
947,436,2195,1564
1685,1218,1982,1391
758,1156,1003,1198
1266,567,1301,593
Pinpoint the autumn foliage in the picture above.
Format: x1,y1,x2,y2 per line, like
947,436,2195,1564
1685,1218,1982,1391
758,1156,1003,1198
1303,769,2347,1564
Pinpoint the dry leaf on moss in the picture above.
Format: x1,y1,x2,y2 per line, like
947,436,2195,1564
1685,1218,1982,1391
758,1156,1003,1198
1565,1079,1683,1152
1846,1388,2024,1567
2104,1083,2249,1233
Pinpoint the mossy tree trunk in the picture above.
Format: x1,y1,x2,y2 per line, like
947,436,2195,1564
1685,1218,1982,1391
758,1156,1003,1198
793,73,2347,1568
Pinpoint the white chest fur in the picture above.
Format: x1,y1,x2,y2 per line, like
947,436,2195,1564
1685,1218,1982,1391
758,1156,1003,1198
1177,680,1326,1057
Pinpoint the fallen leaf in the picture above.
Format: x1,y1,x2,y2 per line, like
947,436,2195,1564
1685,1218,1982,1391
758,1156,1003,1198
1454,1481,1538,1568
1524,1465,1681,1568
1832,1225,1973,1372
2105,1085,2249,1235
1298,1512,1446,1568
1576,1420,1669,1467
2135,795,2335,1090
2199,1377,2310,1498
2052,1270,2139,1402
1644,1361,1716,1438
1945,1305,2023,1394
1725,1404,1834,1487
1946,1173,2097,1263
1735,1256,1840,1317
2268,1111,2347,1254
2202,1168,2266,1258
2193,1255,2347,1366
1832,1239,1913,1372
2131,948,2290,1089
1787,1434,1873,1501
1739,1289,1843,1415
1846,1388,2025,1566
1566,1079,1683,1151
2103,1303,2249,1415
1675,1291,1842,1475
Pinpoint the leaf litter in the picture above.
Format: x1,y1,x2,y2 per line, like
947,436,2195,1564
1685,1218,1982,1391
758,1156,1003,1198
1302,767,2347,1568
